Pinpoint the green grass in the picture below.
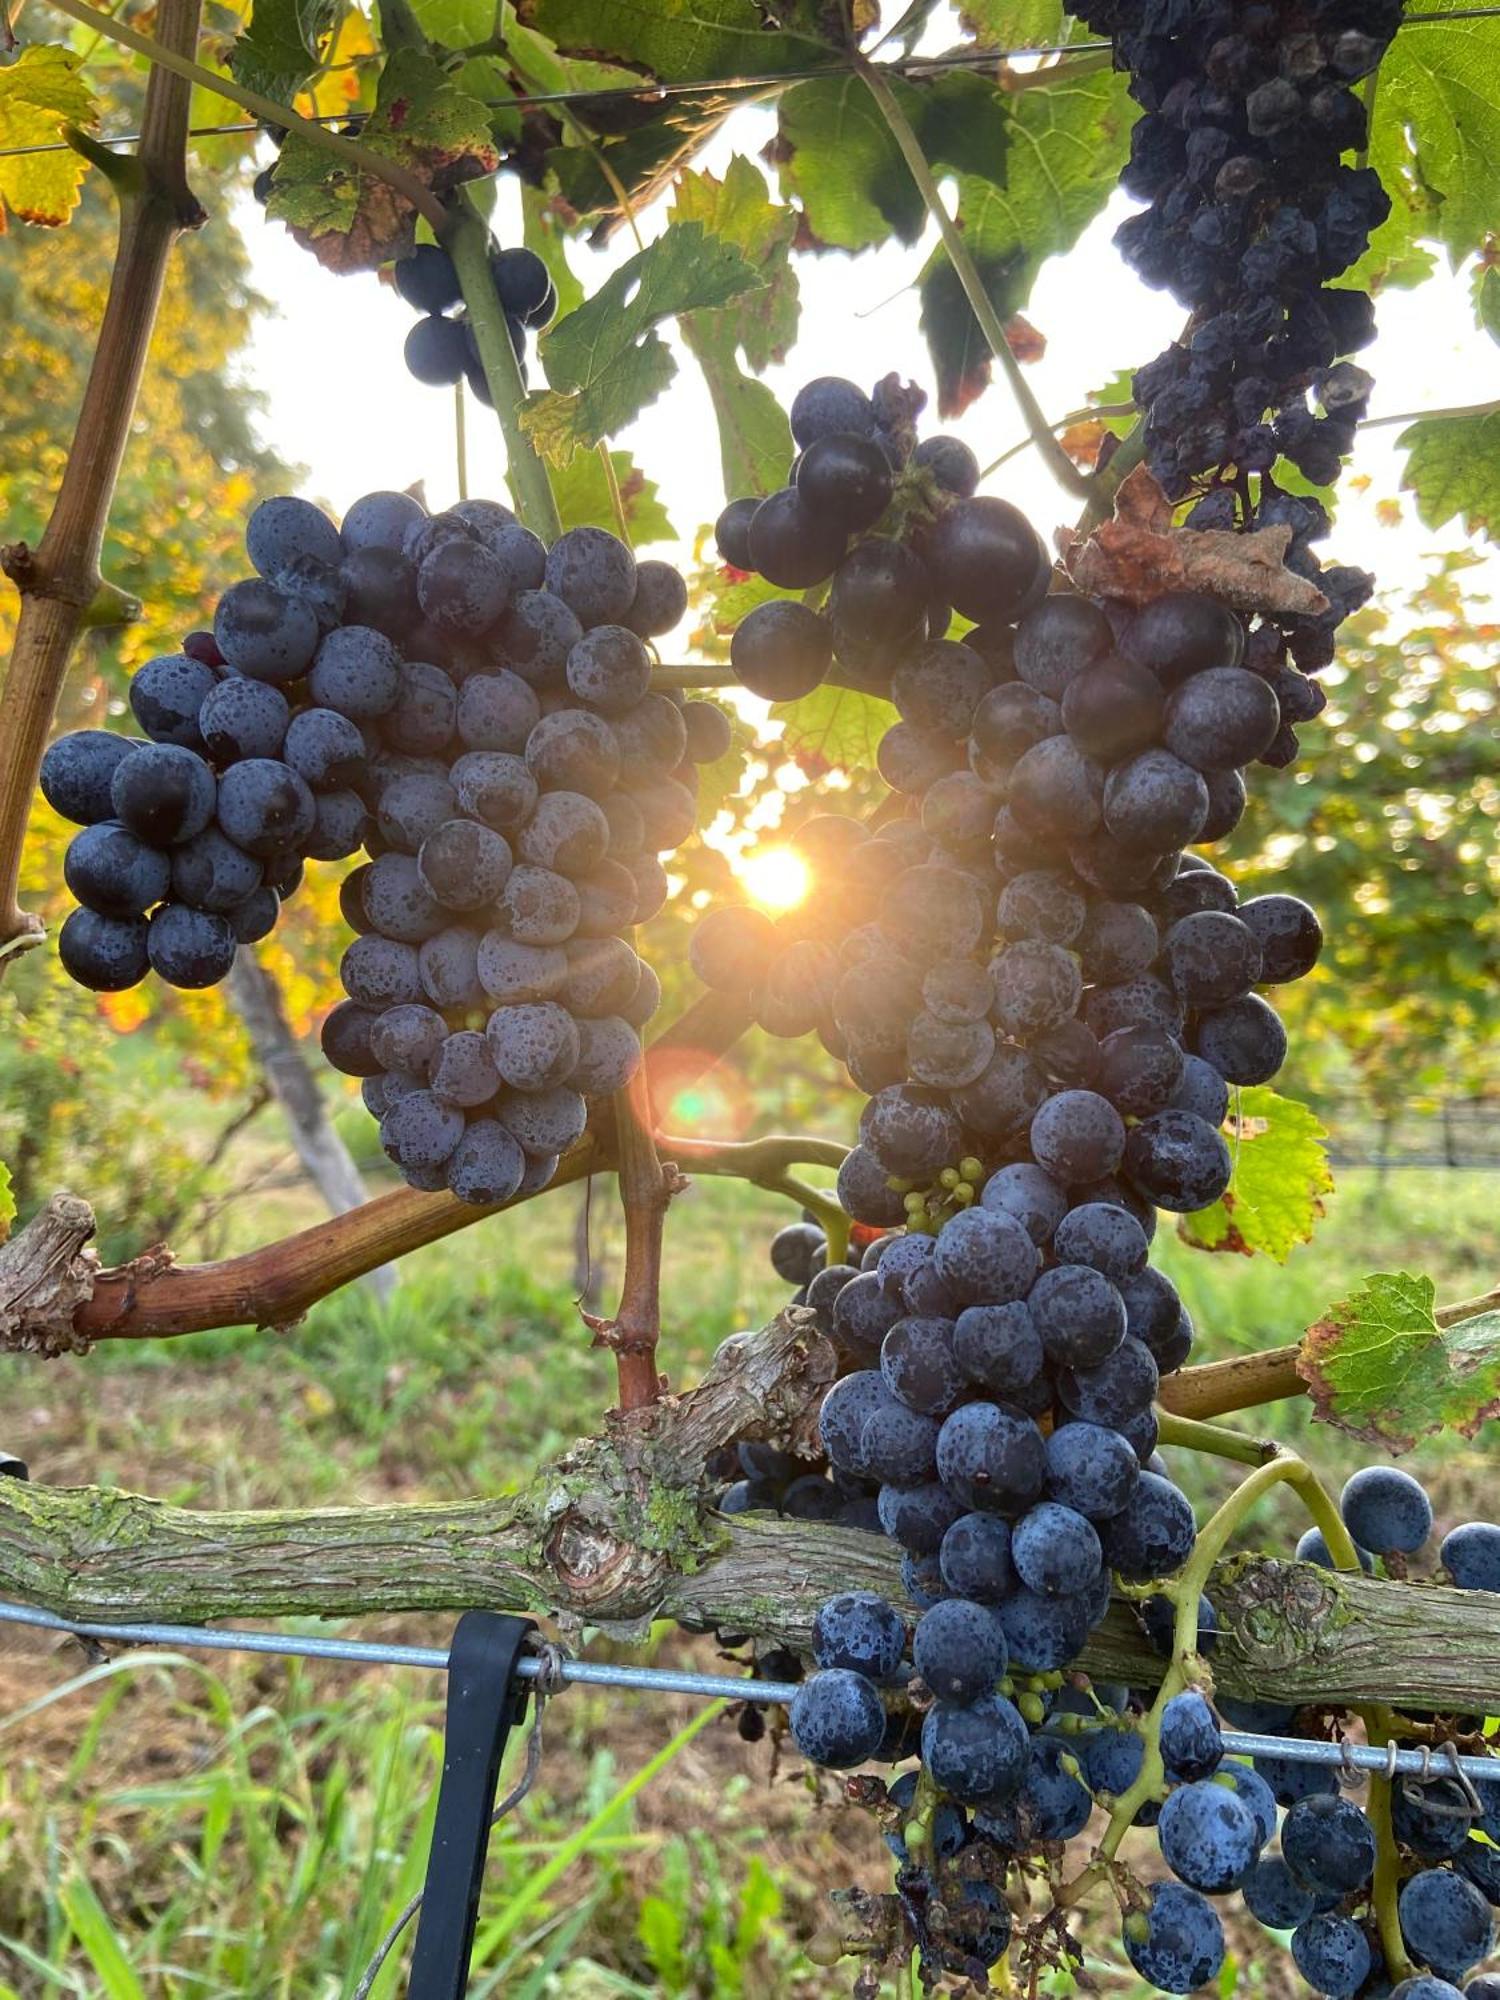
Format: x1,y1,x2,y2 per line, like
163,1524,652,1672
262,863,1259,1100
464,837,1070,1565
0,1160,1495,1995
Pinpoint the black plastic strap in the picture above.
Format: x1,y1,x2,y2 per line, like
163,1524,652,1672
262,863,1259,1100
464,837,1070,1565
406,1610,535,2000
0,1457,29,1480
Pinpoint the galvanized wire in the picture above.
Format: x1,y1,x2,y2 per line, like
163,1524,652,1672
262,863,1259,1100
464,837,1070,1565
3,1598,1499,1785
0,11,1494,159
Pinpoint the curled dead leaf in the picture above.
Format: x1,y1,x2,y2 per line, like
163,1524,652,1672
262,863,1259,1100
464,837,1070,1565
1059,464,1331,616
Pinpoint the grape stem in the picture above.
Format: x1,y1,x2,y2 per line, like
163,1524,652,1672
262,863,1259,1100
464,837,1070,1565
0,0,205,969
37,0,451,232
1152,1411,1278,1466
445,195,563,542
601,1059,676,1410
854,57,1093,502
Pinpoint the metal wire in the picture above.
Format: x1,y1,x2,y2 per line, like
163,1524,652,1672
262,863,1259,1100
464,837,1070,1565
3,1598,1500,1785
0,10,1494,160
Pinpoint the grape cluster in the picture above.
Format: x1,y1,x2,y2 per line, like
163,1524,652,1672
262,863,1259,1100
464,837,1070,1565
389,241,556,404
47,487,711,1207
43,649,326,993
713,371,1046,707
1071,0,1398,679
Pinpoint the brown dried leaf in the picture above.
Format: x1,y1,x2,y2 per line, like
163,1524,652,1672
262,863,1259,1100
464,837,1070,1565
1060,463,1331,615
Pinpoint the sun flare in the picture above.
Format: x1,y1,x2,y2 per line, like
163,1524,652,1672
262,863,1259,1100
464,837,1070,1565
736,845,810,913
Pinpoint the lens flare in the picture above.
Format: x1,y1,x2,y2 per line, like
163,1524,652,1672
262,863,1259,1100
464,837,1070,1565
737,845,809,913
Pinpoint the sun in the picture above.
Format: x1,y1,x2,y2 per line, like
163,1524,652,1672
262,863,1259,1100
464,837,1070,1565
736,845,810,913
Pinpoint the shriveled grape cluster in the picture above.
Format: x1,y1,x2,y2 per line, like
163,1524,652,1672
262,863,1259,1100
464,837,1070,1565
47,488,716,1208
1073,0,1399,680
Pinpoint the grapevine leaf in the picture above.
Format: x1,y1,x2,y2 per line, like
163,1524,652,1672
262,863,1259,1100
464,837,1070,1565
0,46,98,231
670,159,798,372
408,0,497,51
1476,265,1500,347
266,50,499,272
522,220,762,464
671,160,797,499
774,73,928,252
1397,408,1500,542
918,65,1131,416
770,683,895,778
1376,21,1500,267
679,325,793,501
511,0,837,85
1299,1272,1500,1454
956,0,1064,36
0,1158,13,1243
1177,1087,1332,1263
549,448,675,544
229,0,341,103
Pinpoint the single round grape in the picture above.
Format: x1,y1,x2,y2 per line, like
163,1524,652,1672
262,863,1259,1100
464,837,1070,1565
129,653,217,750
1193,993,1287,1086
308,624,402,720
565,625,652,714
1103,748,1210,851
147,903,238,987
1165,910,1263,1006
1030,1090,1126,1184
927,496,1041,624
730,600,832,703
795,431,893,530
447,1118,527,1205
935,1401,1046,1517
912,434,979,496
1291,1914,1372,2000
498,1084,587,1158
452,751,537,832
170,828,262,913
109,743,216,847
567,1016,641,1095
920,1692,1029,1804
1157,1780,1259,1893
1014,593,1113,702
788,1668,885,1769
938,1511,1014,1601
913,1597,1007,1702
246,494,344,577
979,1162,1068,1245
1120,591,1244,684
622,557,688,640
932,1207,1039,1307
404,313,467,386
1162,666,1282,770
1122,1883,1224,1994
385,661,457,755
282,707,366,790
41,731,138,826
811,1591,906,1680
1398,1870,1494,1982
1027,1264,1126,1370
1339,1464,1433,1555
1099,1471,1196,1582
1124,1109,1232,1212
57,907,149,991
828,536,929,657
1061,654,1164,760
216,758,315,858
1441,1522,1500,1593
790,376,874,448
1238,892,1323,982
1045,1421,1139,1520
525,708,621,799
1008,736,1105,837
341,932,423,1006
213,577,319,682
65,821,171,917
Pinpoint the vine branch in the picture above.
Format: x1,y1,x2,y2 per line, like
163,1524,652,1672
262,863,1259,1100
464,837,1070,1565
599,1060,676,1410
0,0,205,963
3,1315,1500,1711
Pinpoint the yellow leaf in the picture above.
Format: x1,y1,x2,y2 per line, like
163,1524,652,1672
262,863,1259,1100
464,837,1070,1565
0,47,99,230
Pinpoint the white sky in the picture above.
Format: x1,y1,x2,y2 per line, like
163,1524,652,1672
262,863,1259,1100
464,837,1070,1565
232,104,1500,620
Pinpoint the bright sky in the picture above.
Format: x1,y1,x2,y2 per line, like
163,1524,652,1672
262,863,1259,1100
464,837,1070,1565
233,100,1500,625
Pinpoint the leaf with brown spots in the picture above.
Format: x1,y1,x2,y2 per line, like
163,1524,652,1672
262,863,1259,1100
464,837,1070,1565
1299,1270,1500,1454
1060,464,1332,615
266,50,498,272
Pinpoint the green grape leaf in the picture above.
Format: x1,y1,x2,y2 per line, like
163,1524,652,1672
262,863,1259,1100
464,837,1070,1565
1397,407,1500,542
670,158,798,372
229,0,341,102
918,64,1131,416
1355,20,1500,286
1300,1272,1500,1454
679,325,793,501
511,0,837,85
266,50,499,272
1476,265,1500,347
549,448,675,544
0,46,98,230
1177,1087,1332,1264
956,0,1065,36
770,683,895,777
671,159,797,499
775,73,928,252
1378,21,1500,265
522,220,762,464
409,0,497,50
451,55,523,144
0,1157,14,1242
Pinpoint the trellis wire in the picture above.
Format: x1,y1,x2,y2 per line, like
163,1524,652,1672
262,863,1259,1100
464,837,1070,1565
2,1598,1498,1786
0,9,1495,159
